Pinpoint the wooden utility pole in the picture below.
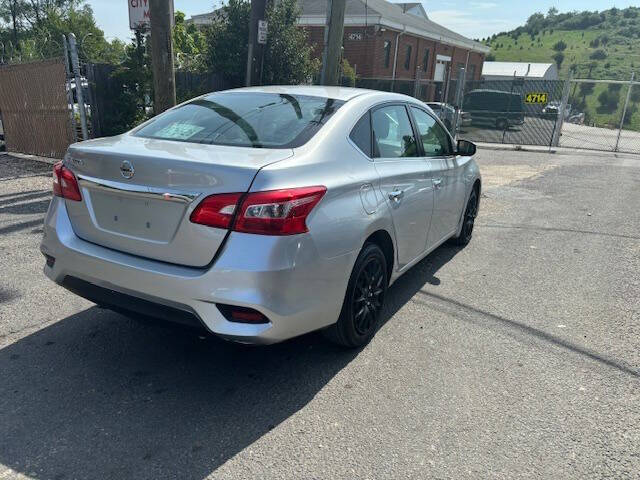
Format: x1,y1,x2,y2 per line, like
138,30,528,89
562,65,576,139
150,0,176,114
246,0,268,86
320,0,346,85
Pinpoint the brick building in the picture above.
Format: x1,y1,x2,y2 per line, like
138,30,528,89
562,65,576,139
298,0,489,97
189,0,489,101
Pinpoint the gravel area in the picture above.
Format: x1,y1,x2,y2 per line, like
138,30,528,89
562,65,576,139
0,149,639,479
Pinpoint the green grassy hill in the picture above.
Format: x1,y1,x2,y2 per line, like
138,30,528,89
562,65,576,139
481,7,640,130
483,7,640,80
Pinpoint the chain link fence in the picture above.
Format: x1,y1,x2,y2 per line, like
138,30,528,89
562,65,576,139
353,71,640,155
561,77,640,154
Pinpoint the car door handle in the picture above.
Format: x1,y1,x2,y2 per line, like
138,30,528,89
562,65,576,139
433,178,443,189
388,189,404,201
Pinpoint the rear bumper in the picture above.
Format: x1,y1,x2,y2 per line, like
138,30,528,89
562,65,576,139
40,198,355,344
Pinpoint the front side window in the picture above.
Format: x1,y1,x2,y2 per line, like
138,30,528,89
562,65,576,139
404,45,412,70
410,107,452,157
383,41,391,68
134,92,344,149
372,105,418,158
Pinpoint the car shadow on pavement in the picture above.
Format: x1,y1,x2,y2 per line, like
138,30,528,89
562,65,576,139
0,244,461,480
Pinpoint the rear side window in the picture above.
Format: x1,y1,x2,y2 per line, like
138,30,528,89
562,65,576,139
349,112,372,157
134,92,345,149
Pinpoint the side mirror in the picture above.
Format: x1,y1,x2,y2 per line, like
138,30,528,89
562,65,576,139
456,139,476,156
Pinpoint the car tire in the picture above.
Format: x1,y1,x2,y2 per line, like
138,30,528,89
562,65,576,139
324,243,388,348
451,186,479,247
496,118,508,130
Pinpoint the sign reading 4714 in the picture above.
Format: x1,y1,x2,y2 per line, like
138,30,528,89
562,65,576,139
525,92,548,104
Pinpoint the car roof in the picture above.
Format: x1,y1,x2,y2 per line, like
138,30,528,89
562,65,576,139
217,85,412,102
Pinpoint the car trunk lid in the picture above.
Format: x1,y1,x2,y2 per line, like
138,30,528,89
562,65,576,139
63,134,293,267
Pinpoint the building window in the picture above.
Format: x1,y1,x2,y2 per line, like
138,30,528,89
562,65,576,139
404,45,412,70
383,41,391,68
422,49,429,72
468,64,476,80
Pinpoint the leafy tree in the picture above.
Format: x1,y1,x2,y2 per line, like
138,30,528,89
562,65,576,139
107,31,152,133
552,40,567,51
597,87,619,113
579,82,594,105
552,51,564,68
341,58,355,86
205,0,318,86
590,49,607,60
262,0,318,84
0,1,123,63
204,0,249,87
35,4,123,63
173,10,207,71
0,0,27,47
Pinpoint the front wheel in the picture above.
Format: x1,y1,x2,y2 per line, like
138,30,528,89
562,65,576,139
324,243,388,348
451,187,479,246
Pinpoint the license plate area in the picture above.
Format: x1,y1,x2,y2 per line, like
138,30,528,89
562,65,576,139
89,190,187,242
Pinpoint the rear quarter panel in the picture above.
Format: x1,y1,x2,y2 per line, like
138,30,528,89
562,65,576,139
250,93,396,262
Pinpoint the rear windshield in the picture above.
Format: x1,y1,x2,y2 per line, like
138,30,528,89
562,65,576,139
134,92,345,148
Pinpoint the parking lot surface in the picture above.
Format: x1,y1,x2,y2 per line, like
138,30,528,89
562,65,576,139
1,149,639,479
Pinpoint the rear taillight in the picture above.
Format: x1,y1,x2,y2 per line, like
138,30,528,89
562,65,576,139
189,193,242,229
52,161,82,201
235,186,326,235
190,186,326,236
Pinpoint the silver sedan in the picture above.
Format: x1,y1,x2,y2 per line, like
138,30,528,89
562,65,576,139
41,86,481,347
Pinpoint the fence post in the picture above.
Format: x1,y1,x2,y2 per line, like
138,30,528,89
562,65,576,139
615,72,634,152
551,72,572,147
452,66,466,139
62,35,78,143
85,64,100,138
67,33,88,141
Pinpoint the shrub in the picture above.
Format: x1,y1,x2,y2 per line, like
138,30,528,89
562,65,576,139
552,40,567,51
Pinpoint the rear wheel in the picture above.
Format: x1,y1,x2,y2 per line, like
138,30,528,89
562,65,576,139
324,243,388,348
452,187,479,246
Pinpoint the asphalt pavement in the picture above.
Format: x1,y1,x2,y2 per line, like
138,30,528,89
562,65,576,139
0,149,639,479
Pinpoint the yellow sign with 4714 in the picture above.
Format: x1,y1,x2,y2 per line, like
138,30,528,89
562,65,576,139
525,92,548,104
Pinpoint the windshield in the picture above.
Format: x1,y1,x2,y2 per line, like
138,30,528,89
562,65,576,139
134,92,345,148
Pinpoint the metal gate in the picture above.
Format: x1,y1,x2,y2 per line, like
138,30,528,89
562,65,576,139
454,78,567,147
0,58,73,158
560,76,640,155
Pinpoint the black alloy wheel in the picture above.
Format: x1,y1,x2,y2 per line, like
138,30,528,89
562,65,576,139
324,243,388,348
352,255,386,336
453,188,479,246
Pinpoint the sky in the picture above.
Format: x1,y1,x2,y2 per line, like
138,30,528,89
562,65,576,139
86,0,639,43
